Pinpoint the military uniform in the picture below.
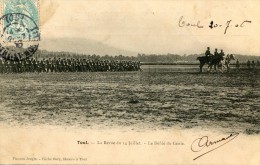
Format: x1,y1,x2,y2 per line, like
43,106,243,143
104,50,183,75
205,47,211,57
10,60,15,73
257,60,260,68
17,61,22,73
214,49,219,59
32,59,37,72
219,49,225,57
251,61,255,69
236,59,240,69
28,59,33,72
46,58,51,72
247,60,251,69
0,60,3,74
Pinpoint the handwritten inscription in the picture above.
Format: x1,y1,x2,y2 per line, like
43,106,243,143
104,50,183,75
209,20,252,34
178,16,252,34
191,133,239,160
179,16,204,28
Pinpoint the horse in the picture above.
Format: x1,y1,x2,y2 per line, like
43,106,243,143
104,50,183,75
208,55,224,72
213,54,235,72
197,54,213,73
197,53,235,73
197,54,223,73
223,54,235,72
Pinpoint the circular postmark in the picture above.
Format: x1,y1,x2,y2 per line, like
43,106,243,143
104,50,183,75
0,13,40,61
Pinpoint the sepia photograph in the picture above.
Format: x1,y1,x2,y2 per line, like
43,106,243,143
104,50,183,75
0,0,259,164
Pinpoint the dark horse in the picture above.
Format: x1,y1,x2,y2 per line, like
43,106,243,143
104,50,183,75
197,54,223,73
208,55,224,72
197,55,212,73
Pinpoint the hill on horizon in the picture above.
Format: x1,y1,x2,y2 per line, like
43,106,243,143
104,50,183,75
39,37,138,56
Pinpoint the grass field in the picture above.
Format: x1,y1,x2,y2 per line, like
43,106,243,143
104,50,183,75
0,66,259,134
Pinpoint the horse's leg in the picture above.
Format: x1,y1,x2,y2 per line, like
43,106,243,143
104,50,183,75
217,63,221,72
223,62,226,71
200,63,204,73
199,61,204,73
221,62,225,72
208,64,212,72
213,64,217,72
219,63,223,73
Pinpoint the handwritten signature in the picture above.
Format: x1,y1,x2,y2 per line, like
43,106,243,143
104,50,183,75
178,16,251,34
191,132,239,160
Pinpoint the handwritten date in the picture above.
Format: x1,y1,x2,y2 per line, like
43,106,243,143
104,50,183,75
178,16,252,34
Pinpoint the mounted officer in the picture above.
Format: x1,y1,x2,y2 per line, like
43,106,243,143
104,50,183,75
219,49,225,58
205,47,212,63
214,48,219,58
205,47,211,57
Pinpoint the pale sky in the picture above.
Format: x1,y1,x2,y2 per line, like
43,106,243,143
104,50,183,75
40,0,260,56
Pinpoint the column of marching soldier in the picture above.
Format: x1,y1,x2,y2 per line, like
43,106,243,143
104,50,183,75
0,57,141,73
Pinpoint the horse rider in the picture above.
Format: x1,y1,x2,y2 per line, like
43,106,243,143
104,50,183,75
219,49,225,58
205,47,211,57
214,48,219,58
205,47,212,63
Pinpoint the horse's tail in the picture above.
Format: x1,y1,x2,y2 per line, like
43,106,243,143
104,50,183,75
197,57,201,60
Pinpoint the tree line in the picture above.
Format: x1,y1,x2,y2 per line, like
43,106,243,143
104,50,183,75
33,50,260,64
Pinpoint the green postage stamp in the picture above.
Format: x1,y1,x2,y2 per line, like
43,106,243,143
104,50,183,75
0,0,40,60
1,0,40,42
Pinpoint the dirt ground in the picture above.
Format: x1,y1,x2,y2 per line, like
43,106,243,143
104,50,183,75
0,66,259,134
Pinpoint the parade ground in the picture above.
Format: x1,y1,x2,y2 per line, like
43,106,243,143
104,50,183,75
0,65,259,135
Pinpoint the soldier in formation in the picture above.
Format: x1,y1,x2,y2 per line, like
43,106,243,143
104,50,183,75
247,60,251,69
0,57,141,74
257,60,260,68
236,59,240,70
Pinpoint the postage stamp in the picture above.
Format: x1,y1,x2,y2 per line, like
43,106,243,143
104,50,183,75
2,0,40,42
0,0,40,60
3,0,39,23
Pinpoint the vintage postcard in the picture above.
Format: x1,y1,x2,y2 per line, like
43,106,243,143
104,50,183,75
0,0,259,164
